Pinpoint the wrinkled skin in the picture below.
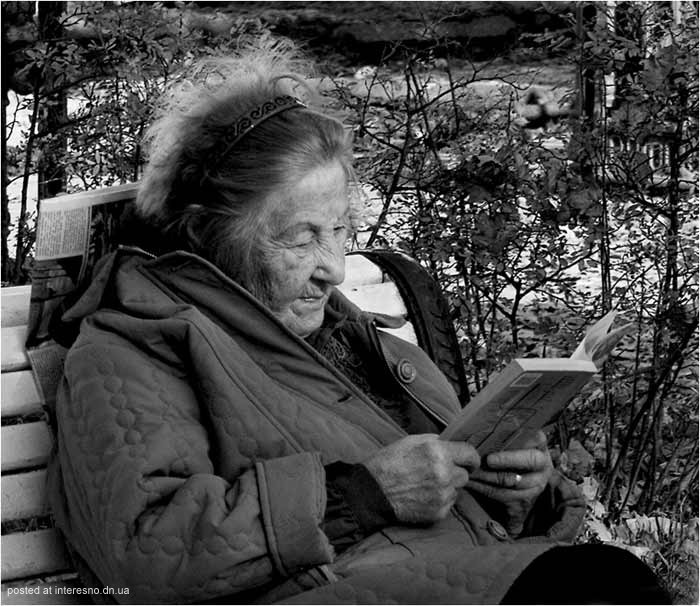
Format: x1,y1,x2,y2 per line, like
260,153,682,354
252,161,350,337
365,435,480,523
249,161,553,533
468,430,554,535
365,432,552,532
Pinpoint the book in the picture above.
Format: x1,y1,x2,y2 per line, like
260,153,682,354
440,312,632,454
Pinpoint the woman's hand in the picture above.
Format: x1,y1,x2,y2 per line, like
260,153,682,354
467,430,553,536
364,434,480,524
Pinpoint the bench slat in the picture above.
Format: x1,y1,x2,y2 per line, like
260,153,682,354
378,323,417,345
0,256,383,331
0,257,383,323
342,255,384,288
1,529,71,581
0,256,386,374
39,182,138,210
2,371,42,418
339,281,408,317
2,326,30,373
2,470,49,521
1,422,52,473
1,286,32,328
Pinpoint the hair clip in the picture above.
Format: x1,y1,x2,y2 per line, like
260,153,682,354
214,95,306,163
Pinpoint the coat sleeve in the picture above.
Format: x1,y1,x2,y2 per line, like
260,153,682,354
53,328,333,604
322,462,397,554
518,470,586,543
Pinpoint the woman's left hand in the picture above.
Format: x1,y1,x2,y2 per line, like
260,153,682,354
467,430,553,537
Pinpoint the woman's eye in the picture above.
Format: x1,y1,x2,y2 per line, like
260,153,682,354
288,230,315,248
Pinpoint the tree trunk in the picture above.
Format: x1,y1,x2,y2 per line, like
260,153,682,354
37,1,67,200
1,98,10,283
1,3,19,283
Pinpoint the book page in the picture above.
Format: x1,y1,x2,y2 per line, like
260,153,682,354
441,359,596,454
441,311,632,454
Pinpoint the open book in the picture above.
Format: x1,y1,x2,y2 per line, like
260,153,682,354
440,312,632,454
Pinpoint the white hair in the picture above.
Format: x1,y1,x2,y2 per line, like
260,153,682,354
136,36,354,285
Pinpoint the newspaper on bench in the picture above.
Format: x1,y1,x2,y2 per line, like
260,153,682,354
26,183,140,407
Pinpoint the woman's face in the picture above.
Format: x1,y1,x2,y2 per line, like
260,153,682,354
250,161,350,337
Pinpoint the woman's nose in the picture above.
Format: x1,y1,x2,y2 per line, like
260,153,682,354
314,241,346,285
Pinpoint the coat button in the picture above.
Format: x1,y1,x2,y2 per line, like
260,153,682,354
487,519,509,541
396,359,417,383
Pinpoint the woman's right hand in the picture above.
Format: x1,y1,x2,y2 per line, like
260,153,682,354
364,435,480,524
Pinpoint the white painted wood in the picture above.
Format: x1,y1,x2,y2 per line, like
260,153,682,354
1,423,52,473
378,323,418,345
1,286,32,328
2,470,49,522
1,529,71,581
2,371,42,418
342,255,384,288
0,256,386,322
1,326,29,373
339,281,408,318
39,182,138,212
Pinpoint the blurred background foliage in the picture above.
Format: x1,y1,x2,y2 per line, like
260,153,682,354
2,1,697,601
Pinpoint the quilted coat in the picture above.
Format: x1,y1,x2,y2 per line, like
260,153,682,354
48,249,585,604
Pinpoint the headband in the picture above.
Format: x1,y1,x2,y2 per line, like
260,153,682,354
212,95,306,164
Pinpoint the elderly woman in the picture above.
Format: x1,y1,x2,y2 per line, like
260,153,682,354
48,40,669,604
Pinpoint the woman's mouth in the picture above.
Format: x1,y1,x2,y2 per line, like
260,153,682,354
300,290,327,301
298,293,327,308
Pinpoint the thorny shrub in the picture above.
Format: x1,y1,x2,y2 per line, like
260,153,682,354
329,4,698,601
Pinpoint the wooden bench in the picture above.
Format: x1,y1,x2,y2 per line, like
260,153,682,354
1,185,466,603
2,283,85,604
